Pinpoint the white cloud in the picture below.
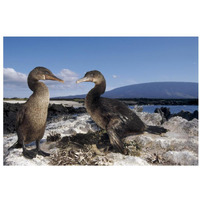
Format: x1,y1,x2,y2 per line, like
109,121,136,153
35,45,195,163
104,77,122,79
112,75,118,79
4,68,27,83
45,68,79,89
4,68,27,88
58,69,79,86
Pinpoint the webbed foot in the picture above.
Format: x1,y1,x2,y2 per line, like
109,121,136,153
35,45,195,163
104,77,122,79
35,140,50,157
38,150,50,157
23,149,37,159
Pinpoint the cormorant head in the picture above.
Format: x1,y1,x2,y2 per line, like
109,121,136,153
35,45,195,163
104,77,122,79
28,67,64,83
76,70,105,85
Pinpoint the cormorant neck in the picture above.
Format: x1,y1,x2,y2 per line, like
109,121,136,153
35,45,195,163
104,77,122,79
28,78,48,95
87,80,106,101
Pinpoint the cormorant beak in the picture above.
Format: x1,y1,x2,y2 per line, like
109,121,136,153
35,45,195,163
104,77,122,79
76,77,91,83
45,74,64,83
76,76,92,83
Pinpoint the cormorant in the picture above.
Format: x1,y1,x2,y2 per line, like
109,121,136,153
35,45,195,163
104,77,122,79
77,70,167,154
9,67,64,159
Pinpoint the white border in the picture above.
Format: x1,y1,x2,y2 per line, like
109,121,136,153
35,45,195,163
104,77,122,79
1,1,199,200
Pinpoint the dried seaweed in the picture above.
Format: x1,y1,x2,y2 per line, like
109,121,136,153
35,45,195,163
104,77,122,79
47,132,61,142
49,130,113,166
50,144,112,166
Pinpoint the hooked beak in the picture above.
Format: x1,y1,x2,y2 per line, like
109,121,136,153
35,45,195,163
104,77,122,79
76,76,92,84
45,74,64,83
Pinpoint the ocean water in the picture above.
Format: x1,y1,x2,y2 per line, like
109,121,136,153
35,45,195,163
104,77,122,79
130,105,198,114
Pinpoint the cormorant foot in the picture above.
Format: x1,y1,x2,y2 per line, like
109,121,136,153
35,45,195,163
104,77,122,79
35,140,50,157
23,149,37,159
37,150,50,157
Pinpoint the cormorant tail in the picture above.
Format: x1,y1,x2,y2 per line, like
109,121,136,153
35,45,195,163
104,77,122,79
107,129,126,154
146,125,167,135
8,141,22,150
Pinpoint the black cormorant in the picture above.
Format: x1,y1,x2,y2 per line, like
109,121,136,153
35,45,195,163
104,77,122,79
77,70,167,154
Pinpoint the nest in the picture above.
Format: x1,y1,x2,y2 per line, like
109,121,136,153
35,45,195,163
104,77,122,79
50,144,112,166
49,130,113,166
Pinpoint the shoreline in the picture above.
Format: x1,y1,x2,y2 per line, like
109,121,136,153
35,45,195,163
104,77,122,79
3,100,84,108
3,97,198,106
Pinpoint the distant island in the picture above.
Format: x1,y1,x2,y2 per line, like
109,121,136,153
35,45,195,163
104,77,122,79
54,82,198,99
4,82,198,105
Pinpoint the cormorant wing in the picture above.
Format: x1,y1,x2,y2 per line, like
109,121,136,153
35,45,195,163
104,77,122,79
15,105,27,131
99,98,131,121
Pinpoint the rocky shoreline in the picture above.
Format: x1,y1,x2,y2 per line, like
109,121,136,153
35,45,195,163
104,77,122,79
3,102,199,166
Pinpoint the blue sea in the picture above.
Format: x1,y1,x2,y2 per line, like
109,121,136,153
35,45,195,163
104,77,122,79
129,105,198,114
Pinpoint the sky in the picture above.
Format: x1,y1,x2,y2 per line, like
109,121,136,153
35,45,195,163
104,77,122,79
3,37,198,98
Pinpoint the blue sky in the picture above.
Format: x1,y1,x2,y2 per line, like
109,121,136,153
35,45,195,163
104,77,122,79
3,37,198,98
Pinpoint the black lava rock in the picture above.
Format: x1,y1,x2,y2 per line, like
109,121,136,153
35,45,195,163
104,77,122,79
154,106,198,122
154,107,171,124
172,110,198,121
3,103,22,134
47,104,86,121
